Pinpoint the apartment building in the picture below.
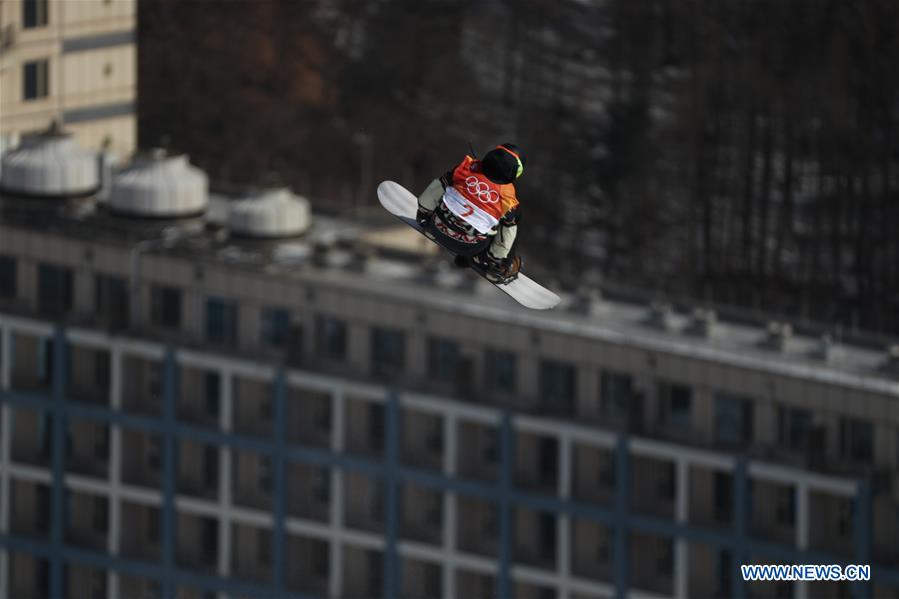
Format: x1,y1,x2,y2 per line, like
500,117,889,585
0,0,136,161
0,138,898,599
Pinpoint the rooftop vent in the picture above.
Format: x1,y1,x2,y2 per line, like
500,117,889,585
228,188,310,238
761,321,793,352
569,286,604,317
0,122,99,198
109,149,208,218
810,334,837,362
685,307,717,338
644,301,674,331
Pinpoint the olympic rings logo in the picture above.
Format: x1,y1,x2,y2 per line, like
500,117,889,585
465,176,499,204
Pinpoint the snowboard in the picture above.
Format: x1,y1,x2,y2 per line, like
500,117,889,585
377,180,561,310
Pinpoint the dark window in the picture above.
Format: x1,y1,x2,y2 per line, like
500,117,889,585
36,558,50,598
202,445,218,489
260,307,291,347
201,517,218,563
777,405,812,451
657,462,675,500
93,497,108,533
204,371,220,417
485,349,517,394
659,382,692,430
313,467,330,503
36,485,50,532
483,428,499,463
716,549,732,596
656,537,673,575
777,486,796,526
91,570,106,599
258,457,272,493
38,411,52,458
539,360,576,415
94,350,110,388
312,543,329,578
147,436,161,471
93,425,109,459
839,418,873,462
147,507,160,544
538,437,557,485
205,297,238,346
371,327,405,379
38,263,73,317
713,471,732,522
370,479,384,523
715,393,754,445
94,274,128,327
0,256,16,298
316,315,347,360
427,336,460,384
367,550,383,596
257,528,271,565
150,286,181,329
538,512,556,561
23,60,49,100
368,404,385,452
600,371,633,418
23,0,48,28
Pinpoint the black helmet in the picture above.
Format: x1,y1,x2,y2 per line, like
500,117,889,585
481,143,526,184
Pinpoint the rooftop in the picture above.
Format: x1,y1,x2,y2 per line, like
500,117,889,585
1,190,897,398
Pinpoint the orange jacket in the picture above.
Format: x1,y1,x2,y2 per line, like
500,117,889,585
443,156,519,234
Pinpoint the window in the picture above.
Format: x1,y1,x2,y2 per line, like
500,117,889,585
150,285,181,329
205,297,238,346
538,437,557,484
368,404,385,452
485,349,516,394
839,417,873,462
713,471,732,522
94,350,110,388
204,371,220,417
257,528,271,565
371,327,405,379
0,256,16,299
777,405,812,451
715,392,754,445
147,507,160,544
427,336,460,384
23,60,50,100
94,274,128,327
260,307,291,347
600,370,633,418
659,382,692,430
483,428,499,463
313,467,330,503
538,512,556,561
316,315,347,360
147,437,161,471
23,0,48,28
38,263,73,317
202,445,218,489
93,497,108,533
656,537,673,575
259,457,272,493
716,549,732,596
201,517,217,564
539,359,576,415
776,486,796,526
369,479,384,523
93,425,109,459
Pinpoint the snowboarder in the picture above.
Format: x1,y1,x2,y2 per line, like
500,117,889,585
415,143,525,283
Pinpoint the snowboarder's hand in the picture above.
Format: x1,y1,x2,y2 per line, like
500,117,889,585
416,208,434,228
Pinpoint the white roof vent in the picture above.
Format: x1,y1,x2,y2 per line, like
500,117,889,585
644,301,674,331
228,188,310,238
686,308,717,338
109,149,208,218
0,123,99,197
761,321,793,352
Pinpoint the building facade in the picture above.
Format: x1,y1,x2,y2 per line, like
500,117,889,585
0,0,136,161
0,177,898,598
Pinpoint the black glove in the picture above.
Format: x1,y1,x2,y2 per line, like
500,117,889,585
416,207,434,228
